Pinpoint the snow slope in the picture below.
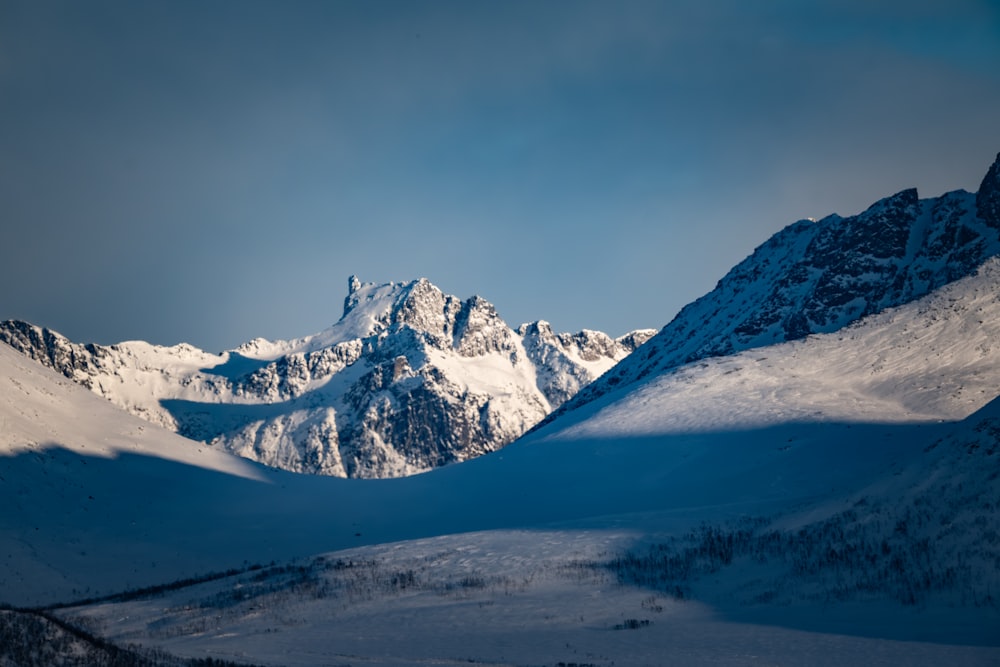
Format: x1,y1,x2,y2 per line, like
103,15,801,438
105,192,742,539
0,277,653,478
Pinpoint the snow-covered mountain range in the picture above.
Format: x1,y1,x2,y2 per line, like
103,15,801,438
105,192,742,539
2,153,1000,665
0,279,653,478
4,249,1000,605
3,231,1000,664
544,151,1000,427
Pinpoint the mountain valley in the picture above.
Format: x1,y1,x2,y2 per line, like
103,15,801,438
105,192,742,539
2,154,1000,666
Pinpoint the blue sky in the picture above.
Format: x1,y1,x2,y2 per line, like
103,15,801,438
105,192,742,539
1,0,999,352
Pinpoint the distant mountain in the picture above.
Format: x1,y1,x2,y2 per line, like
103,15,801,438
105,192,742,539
543,152,1000,427
0,278,653,478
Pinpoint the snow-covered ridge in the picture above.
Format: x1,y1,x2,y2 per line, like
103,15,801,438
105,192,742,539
545,255,1000,441
0,278,653,479
0,341,263,480
547,151,1000,426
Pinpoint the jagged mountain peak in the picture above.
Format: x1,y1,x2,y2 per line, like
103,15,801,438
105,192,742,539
338,276,513,356
343,275,441,319
517,321,654,363
236,276,461,359
517,319,554,337
615,328,659,350
339,276,444,338
877,186,919,208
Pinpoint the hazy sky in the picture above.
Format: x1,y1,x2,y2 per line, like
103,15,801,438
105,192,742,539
2,1,999,352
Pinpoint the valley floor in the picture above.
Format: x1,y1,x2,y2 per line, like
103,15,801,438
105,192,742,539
58,528,1000,667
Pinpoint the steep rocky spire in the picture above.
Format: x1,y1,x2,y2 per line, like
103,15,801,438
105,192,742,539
343,275,364,318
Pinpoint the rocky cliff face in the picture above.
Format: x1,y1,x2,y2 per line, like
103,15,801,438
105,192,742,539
546,152,1000,425
0,278,652,478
